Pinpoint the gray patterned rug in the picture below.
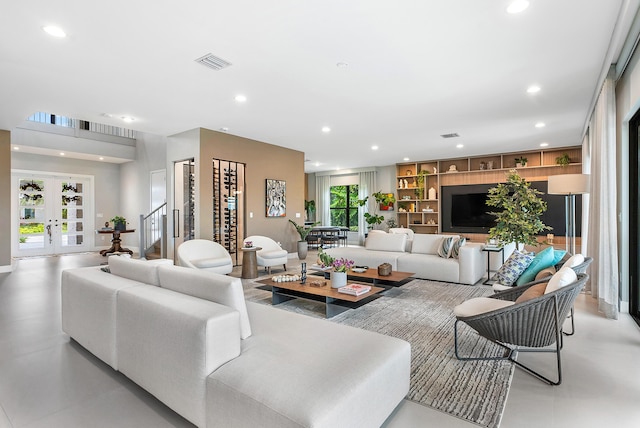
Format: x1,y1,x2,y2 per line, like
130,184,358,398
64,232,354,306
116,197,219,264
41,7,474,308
244,278,513,428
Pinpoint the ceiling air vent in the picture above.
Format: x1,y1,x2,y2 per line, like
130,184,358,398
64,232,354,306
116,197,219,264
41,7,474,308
440,133,460,139
195,53,232,71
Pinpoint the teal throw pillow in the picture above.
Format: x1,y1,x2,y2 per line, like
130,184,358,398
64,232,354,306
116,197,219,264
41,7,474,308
515,246,556,285
552,249,567,266
491,250,534,286
451,237,466,259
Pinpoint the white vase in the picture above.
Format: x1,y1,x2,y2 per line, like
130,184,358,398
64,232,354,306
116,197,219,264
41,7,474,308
331,271,347,288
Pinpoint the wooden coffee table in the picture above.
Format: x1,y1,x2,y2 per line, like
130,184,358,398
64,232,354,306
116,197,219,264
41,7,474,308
257,278,384,318
346,268,414,286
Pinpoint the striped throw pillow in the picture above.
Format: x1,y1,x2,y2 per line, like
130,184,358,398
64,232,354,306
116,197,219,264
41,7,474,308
451,237,466,259
437,236,456,258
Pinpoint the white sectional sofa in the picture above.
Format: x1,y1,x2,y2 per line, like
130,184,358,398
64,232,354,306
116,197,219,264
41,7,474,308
325,232,485,285
61,256,410,428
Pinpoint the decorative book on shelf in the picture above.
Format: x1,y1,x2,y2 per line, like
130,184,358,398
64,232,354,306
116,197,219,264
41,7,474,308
338,284,372,296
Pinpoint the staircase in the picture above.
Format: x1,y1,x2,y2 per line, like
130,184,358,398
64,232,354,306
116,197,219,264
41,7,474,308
139,203,167,259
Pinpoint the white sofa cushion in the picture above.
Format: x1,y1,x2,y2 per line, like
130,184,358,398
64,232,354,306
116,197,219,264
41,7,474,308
158,265,252,339
545,266,578,294
108,256,169,286
259,249,288,260
365,233,407,252
191,257,233,268
397,254,460,283
411,234,459,255
207,302,410,428
117,285,241,427
453,297,514,317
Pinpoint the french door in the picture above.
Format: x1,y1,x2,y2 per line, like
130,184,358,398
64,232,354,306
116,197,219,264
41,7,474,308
12,172,93,257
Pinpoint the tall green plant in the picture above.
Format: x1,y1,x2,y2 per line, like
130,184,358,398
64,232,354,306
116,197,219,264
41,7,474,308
486,170,551,247
357,191,396,229
288,219,319,241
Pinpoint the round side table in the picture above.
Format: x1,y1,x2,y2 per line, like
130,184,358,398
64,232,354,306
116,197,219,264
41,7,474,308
240,247,262,279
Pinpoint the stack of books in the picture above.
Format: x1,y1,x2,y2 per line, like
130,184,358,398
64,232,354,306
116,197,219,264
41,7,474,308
338,284,371,296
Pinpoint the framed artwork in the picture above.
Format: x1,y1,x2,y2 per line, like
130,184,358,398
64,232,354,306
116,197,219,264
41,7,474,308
266,179,286,217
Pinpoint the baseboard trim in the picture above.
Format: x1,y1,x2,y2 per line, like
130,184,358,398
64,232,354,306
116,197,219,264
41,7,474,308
0,264,13,273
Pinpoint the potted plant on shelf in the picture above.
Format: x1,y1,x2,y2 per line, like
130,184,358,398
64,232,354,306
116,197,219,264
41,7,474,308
514,156,528,168
288,219,319,260
486,170,551,249
110,216,127,231
556,153,571,167
415,169,430,199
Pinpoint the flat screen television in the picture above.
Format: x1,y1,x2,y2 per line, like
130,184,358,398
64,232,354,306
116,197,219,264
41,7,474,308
441,182,581,236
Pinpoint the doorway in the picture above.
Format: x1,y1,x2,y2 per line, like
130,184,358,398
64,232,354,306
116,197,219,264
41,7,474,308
630,110,640,325
12,172,93,257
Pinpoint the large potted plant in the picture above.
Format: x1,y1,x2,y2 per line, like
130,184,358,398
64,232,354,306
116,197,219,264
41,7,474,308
358,191,396,230
486,170,551,248
288,219,319,260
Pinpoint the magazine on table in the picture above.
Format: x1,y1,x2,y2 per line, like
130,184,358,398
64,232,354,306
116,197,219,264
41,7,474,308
338,284,371,296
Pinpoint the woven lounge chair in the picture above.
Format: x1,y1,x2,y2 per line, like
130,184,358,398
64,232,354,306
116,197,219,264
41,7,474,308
454,273,588,385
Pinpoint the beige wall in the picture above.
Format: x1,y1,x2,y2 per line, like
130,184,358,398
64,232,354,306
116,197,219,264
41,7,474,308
199,129,305,253
0,130,11,270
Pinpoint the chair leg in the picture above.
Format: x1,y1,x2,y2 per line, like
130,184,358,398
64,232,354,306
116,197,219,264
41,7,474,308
563,306,576,336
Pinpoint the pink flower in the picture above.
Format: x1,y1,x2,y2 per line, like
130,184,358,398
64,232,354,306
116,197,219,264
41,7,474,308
332,258,354,273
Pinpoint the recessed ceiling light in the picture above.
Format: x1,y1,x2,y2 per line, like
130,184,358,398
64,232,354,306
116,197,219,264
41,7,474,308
235,94,247,102
315,162,320,167
535,122,546,128
121,116,135,123
13,146,19,150
403,157,410,161
322,126,331,133
507,0,530,14
59,152,65,156
371,145,379,150
99,157,104,160
219,127,229,132
43,25,67,38
102,113,113,118
540,142,549,147
336,62,349,68
456,144,464,149
527,85,541,94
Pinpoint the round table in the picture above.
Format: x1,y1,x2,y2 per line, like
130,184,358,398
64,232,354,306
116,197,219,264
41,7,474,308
97,229,135,256
240,246,262,279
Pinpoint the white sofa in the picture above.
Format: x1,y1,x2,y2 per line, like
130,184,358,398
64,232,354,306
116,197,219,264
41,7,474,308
61,256,410,428
325,232,485,285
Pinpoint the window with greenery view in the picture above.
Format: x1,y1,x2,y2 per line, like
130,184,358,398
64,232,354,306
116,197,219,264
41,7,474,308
330,185,359,231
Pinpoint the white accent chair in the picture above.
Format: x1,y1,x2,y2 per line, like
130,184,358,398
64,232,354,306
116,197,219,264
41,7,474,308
245,235,287,273
177,239,233,275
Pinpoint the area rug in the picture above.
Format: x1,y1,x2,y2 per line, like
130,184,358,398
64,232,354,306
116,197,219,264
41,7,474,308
244,278,513,428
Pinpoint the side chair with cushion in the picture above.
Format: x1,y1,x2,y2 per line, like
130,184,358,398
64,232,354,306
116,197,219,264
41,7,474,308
454,268,588,385
177,239,233,275
244,235,287,274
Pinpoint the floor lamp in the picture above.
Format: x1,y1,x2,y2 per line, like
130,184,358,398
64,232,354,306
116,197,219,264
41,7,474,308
547,174,590,255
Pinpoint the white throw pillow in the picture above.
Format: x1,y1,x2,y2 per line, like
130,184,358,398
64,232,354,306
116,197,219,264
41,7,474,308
158,265,252,339
544,266,578,294
561,253,585,269
453,297,514,318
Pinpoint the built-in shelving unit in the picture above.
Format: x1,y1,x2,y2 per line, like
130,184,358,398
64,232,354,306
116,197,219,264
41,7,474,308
396,146,582,234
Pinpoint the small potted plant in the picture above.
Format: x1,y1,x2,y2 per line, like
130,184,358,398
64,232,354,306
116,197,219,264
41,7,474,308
110,216,127,231
330,257,354,288
514,157,528,168
289,219,319,260
556,153,571,167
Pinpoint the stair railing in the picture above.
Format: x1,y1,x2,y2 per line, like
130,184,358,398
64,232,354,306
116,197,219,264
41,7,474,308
139,203,167,259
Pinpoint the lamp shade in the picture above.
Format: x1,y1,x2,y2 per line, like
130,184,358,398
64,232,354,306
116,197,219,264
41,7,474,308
547,174,590,195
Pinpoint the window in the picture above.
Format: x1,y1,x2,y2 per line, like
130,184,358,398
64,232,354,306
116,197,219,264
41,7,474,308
330,185,359,231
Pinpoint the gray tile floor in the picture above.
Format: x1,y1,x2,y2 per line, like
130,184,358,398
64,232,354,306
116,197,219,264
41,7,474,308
0,253,639,427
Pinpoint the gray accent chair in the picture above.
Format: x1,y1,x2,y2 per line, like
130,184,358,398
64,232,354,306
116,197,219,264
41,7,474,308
454,273,588,385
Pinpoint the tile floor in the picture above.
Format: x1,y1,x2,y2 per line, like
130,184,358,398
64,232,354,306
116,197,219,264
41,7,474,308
0,253,639,427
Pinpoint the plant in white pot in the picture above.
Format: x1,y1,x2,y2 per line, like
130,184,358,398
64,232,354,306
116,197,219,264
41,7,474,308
288,219,319,260
486,170,551,249
330,257,354,288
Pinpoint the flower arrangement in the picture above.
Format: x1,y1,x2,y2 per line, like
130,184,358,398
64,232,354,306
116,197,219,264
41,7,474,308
244,240,253,248
332,257,354,273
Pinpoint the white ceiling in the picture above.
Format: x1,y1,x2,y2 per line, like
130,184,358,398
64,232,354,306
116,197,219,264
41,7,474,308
0,0,635,173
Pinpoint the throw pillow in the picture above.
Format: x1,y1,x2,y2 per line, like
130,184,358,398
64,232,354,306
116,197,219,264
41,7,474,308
515,282,548,304
515,246,556,285
552,249,567,266
544,266,578,294
437,236,456,258
535,266,556,280
453,297,515,318
491,250,534,286
451,237,466,259
561,253,585,269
